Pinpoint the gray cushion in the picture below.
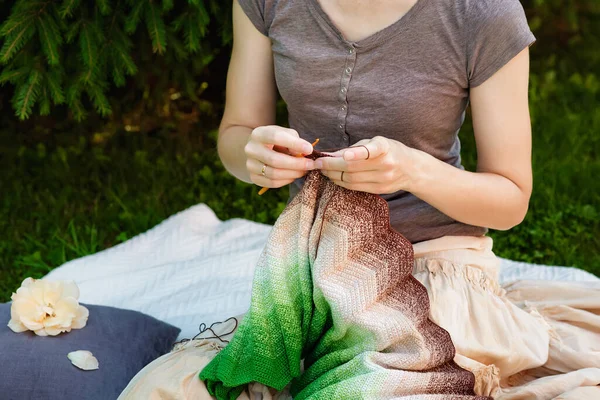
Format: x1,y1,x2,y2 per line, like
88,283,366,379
0,303,180,400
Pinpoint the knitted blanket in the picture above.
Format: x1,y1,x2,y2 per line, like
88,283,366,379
199,170,487,399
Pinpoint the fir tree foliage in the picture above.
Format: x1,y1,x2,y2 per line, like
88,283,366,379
0,0,229,120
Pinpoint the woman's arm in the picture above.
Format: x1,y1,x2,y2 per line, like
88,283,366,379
410,46,533,230
218,0,315,185
218,0,277,183
318,47,533,231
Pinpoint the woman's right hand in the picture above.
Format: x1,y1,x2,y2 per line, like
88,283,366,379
244,125,316,188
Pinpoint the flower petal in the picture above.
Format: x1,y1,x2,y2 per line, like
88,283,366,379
34,328,49,337
29,280,47,306
13,299,45,323
7,318,28,333
68,350,99,370
21,277,35,288
42,281,63,307
44,325,64,336
71,305,89,330
53,297,78,321
20,316,44,331
61,281,80,300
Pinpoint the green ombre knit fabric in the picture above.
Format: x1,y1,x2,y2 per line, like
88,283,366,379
199,171,485,399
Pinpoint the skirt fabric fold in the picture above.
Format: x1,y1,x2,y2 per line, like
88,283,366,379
119,235,600,399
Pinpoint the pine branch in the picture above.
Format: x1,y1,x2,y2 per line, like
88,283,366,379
166,28,188,61
111,40,137,75
173,11,201,53
66,80,87,121
96,0,112,16
0,65,29,85
0,9,36,37
13,68,42,119
58,0,82,19
0,18,36,64
37,13,62,66
109,56,125,86
85,80,111,116
145,2,167,54
79,22,101,83
39,86,51,115
162,0,173,12
70,98,87,121
65,19,82,43
46,67,65,104
125,0,145,34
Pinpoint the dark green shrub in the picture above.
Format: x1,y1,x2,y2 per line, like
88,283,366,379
0,0,231,121
522,0,600,74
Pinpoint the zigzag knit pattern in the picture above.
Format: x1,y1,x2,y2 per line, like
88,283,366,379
199,170,488,400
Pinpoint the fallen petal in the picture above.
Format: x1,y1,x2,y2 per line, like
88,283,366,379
68,350,99,371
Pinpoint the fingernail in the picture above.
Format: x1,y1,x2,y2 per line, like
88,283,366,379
303,144,314,154
315,160,323,169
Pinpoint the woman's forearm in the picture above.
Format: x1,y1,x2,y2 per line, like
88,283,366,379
408,149,531,230
217,125,254,184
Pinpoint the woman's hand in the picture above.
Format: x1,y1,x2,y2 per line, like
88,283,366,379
316,136,419,195
244,125,316,189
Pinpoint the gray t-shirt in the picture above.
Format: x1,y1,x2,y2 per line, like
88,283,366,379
238,0,536,243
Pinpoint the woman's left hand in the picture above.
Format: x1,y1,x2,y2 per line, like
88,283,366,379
315,136,419,195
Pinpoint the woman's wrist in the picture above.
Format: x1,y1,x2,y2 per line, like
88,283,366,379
402,146,434,195
217,126,253,184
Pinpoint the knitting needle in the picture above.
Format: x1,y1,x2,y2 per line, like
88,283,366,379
258,139,320,196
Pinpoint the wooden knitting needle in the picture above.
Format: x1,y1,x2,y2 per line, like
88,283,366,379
258,139,320,196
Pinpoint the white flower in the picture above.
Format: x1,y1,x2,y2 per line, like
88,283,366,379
7,277,89,336
68,350,99,370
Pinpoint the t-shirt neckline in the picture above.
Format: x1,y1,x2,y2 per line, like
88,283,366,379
307,0,429,49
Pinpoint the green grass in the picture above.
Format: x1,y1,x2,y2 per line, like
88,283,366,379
1,69,599,302
462,70,600,271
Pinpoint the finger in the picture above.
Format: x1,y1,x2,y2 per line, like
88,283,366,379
315,156,374,173
325,176,379,194
253,126,314,155
250,174,296,189
320,169,380,184
344,137,389,161
247,158,308,180
247,144,315,170
272,145,291,155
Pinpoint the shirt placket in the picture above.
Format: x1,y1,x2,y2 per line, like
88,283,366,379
337,45,356,146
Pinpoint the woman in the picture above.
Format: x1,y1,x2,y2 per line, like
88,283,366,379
216,0,600,398
120,1,600,398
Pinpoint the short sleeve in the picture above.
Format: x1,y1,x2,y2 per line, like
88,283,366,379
237,0,269,36
466,0,536,88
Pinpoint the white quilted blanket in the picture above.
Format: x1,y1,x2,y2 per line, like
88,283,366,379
44,204,600,340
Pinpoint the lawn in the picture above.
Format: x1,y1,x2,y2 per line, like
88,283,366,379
1,68,599,303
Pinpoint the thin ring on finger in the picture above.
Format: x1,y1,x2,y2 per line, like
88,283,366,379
360,145,370,160
340,171,345,182
350,145,370,160
261,164,267,177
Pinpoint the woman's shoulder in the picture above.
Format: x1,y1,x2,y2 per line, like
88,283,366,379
237,0,285,36
463,0,530,24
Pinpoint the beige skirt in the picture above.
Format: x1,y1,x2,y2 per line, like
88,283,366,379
119,235,600,399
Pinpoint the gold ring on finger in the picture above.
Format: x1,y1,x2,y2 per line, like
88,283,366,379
261,164,267,177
